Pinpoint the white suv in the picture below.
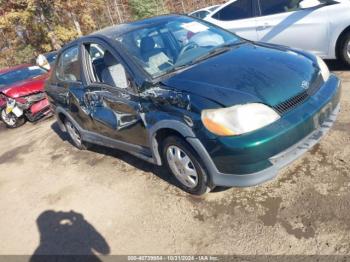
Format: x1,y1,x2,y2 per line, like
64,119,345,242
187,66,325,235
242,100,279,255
205,0,350,65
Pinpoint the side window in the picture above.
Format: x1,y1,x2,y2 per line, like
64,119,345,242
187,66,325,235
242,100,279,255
56,46,81,82
259,0,302,16
212,0,253,21
192,11,210,19
86,43,129,90
90,44,104,61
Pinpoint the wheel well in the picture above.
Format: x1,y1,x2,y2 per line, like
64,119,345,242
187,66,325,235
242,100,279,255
155,128,185,151
153,128,215,189
57,112,67,131
153,128,185,165
58,113,66,123
336,26,350,58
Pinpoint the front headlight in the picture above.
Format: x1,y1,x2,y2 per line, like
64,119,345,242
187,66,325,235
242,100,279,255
316,56,330,82
201,103,280,136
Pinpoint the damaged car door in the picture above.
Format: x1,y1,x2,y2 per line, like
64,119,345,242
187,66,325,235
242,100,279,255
81,42,148,148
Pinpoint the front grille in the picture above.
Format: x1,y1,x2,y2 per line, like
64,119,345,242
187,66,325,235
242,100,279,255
273,91,309,115
273,73,324,115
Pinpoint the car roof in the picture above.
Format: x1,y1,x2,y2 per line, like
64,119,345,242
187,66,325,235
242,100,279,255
0,64,32,75
90,14,183,39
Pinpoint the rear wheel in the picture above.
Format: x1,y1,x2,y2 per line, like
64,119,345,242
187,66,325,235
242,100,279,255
162,136,211,195
0,108,26,128
338,32,350,66
64,119,86,150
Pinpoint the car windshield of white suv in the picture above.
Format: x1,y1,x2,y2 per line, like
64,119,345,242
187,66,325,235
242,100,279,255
0,66,47,88
117,17,242,78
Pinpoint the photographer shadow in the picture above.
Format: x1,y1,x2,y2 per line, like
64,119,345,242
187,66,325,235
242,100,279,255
30,210,110,262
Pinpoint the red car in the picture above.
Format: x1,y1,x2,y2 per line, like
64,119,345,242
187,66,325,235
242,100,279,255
0,64,52,128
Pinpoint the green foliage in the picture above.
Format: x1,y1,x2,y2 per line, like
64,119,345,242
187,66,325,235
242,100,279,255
14,44,37,64
54,25,79,43
129,0,167,20
0,45,36,68
0,0,106,67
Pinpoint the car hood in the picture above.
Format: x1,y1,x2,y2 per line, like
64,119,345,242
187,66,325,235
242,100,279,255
0,73,49,98
162,43,321,107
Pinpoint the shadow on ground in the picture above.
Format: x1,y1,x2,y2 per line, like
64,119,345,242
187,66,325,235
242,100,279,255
51,122,182,192
30,210,110,262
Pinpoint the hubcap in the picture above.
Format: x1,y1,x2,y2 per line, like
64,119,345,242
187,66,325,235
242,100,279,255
166,146,198,189
1,110,16,126
66,121,82,146
347,40,350,59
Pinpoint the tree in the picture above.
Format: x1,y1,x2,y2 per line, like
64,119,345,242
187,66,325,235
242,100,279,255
128,0,167,20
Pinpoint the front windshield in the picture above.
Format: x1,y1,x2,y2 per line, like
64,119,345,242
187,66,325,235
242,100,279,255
0,66,47,88
117,16,242,78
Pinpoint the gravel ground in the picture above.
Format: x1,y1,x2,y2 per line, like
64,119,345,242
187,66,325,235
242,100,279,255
0,62,349,258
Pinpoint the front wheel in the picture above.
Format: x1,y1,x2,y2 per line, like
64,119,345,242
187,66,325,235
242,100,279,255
0,108,26,128
339,32,350,66
64,119,87,150
162,136,211,195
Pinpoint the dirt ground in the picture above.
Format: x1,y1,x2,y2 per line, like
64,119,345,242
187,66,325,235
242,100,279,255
0,61,349,258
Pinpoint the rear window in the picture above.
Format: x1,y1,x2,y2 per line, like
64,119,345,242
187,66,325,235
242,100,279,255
191,10,210,19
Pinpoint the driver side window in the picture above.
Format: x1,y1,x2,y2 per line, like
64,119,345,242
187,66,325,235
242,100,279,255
85,43,129,90
259,0,303,16
212,0,253,21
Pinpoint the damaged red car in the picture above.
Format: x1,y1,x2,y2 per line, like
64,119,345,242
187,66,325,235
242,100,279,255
0,64,52,128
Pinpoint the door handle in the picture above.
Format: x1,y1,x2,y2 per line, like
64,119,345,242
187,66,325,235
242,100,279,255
257,23,271,31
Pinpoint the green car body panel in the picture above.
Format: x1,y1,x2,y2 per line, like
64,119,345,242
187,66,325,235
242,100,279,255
45,15,341,188
162,41,341,177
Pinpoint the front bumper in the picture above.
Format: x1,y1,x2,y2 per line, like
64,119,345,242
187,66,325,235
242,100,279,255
188,105,340,187
187,75,341,187
188,103,339,187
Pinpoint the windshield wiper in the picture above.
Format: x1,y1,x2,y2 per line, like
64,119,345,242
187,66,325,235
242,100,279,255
188,41,244,65
191,46,231,64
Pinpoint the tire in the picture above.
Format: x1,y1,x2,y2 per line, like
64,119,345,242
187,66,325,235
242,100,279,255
162,136,211,195
64,119,87,150
0,108,26,128
338,32,350,66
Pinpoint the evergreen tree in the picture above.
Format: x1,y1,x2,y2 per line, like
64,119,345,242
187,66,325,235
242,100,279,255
128,0,167,20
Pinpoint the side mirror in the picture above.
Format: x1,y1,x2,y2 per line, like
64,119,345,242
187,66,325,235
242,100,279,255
299,0,322,9
36,54,51,71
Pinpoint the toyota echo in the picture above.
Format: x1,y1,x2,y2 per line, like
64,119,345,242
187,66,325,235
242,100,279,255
45,15,341,195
